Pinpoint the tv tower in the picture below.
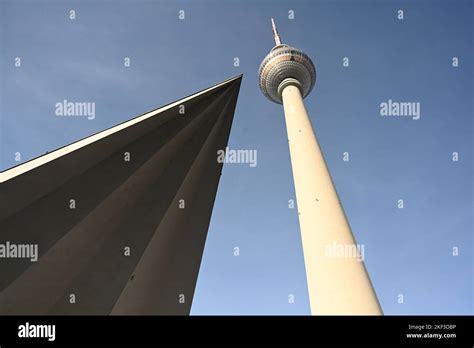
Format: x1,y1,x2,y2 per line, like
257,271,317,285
258,19,382,315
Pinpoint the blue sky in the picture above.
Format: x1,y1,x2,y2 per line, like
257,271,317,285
1,0,472,315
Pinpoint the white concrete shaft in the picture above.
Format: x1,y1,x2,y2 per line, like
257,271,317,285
281,85,382,315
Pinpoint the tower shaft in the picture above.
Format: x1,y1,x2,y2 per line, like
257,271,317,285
281,84,382,315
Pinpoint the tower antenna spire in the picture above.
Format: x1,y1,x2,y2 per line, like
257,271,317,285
271,18,282,46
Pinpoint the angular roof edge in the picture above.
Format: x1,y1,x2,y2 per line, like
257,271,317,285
0,75,243,183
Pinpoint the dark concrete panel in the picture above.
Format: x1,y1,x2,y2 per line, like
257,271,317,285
0,76,242,315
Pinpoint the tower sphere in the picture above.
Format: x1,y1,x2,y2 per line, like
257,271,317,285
258,44,316,104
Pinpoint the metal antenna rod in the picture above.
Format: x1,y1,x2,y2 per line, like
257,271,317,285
271,18,282,46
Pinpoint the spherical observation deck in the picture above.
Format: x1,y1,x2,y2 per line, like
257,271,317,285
258,44,316,104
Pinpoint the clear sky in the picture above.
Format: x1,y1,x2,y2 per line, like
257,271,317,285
1,0,472,315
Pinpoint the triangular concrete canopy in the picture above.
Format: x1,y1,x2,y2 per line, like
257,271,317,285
0,75,242,315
